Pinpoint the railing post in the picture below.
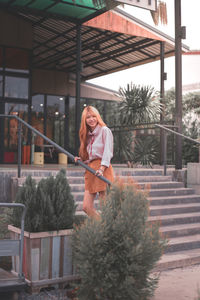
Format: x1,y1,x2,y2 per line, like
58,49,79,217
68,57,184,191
17,121,22,178
163,129,167,176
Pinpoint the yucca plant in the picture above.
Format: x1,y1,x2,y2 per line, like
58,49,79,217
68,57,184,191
119,84,162,126
132,135,160,167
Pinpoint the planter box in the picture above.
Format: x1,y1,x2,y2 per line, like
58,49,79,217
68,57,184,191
187,163,200,194
8,225,78,293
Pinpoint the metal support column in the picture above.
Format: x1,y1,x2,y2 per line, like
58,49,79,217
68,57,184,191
175,0,183,169
160,41,165,165
64,95,70,150
17,121,22,178
27,51,32,146
75,24,81,155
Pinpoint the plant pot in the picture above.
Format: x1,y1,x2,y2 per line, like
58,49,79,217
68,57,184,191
8,225,78,293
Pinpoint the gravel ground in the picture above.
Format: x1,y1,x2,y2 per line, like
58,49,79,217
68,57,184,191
2,264,200,300
151,264,200,300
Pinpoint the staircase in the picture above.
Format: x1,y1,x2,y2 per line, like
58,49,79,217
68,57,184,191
67,167,200,271
11,166,200,271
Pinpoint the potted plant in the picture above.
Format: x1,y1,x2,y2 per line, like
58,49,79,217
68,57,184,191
8,169,78,293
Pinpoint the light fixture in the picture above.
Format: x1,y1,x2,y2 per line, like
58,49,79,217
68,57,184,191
59,97,64,101
83,103,87,107
55,111,59,115
40,103,43,107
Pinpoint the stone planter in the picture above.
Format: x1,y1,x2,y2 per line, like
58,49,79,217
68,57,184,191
8,225,78,293
187,163,200,194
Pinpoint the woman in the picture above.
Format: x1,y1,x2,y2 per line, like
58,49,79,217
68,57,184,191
75,106,114,220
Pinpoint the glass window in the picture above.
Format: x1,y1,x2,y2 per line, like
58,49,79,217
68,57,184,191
5,48,29,73
87,99,105,118
32,95,44,151
5,76,28,99
68,97,75,153
0,74,2,97
0,47,3,71
47,95,65,147
105,101,119,127
4,103,28,163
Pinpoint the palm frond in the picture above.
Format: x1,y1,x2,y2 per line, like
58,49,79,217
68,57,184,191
119,84,163,126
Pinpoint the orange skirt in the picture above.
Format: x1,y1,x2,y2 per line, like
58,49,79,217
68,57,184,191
85,159,114,194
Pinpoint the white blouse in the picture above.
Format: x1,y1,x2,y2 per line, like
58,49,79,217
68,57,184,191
86,125,113,167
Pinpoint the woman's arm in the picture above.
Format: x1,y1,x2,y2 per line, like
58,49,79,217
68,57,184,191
101,127,113,167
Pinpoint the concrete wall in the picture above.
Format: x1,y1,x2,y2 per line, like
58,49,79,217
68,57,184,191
32,69,69,96
0,11,33,49
187,163,200,194
0,171,17,203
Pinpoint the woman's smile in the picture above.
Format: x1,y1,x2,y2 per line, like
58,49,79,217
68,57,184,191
86,113,98,130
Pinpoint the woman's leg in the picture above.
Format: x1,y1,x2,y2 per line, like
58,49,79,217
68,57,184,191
99,191,106,209
83,190,100,220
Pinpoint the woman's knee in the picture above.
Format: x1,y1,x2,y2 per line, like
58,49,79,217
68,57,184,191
82,202,88,214
83,191,96,214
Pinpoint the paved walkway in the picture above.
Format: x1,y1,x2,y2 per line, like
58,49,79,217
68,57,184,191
152,264,200,300
1,265,200,299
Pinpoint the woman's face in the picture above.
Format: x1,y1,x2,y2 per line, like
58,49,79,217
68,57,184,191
86,111,98,131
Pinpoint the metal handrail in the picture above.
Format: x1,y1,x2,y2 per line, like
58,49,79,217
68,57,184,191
0,114,111,185
0,203,26,280
155,124,200,175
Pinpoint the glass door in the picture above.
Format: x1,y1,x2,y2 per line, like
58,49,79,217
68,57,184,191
4,102,28,163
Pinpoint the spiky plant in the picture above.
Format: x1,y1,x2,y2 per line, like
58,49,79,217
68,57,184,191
119,84,162,126
11,169,76,232
132,136,160,167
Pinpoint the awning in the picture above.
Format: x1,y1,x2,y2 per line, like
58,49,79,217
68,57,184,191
0,3,189,80
0,0,117,23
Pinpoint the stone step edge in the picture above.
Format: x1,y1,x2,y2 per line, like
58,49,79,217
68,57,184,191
153,249,200,272
149,211,200,221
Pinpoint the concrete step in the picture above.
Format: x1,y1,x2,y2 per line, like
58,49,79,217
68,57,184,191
139,181,184,189
148,188,195,197
149,194,200,205
76,200,99,211
148,194,200,205
166,234,200,253
67,177,84,184
150,203,200,216
70,183,187,193
114,169,164,176
73,192,200,205
160,223,200,238
67,176,175,184
154,248,200,271
116,175,173,182
149,212,200,226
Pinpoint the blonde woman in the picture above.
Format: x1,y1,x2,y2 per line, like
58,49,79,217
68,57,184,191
75,106,114,219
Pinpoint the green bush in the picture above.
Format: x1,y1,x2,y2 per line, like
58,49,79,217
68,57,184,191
73,179,166,300
11,169,76,232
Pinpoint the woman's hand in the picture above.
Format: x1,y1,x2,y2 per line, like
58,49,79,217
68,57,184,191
74,156,81,163
95,166,106,177
95,169,104,177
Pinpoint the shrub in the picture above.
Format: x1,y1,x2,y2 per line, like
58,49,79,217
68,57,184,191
73,179,166,300
11,169,76,232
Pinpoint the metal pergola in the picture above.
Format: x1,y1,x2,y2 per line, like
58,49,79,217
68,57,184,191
0,0,189,165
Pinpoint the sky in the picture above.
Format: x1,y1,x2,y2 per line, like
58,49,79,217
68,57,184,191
88,0,200,92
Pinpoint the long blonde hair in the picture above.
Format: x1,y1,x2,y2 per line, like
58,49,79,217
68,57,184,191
79,106,106,160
